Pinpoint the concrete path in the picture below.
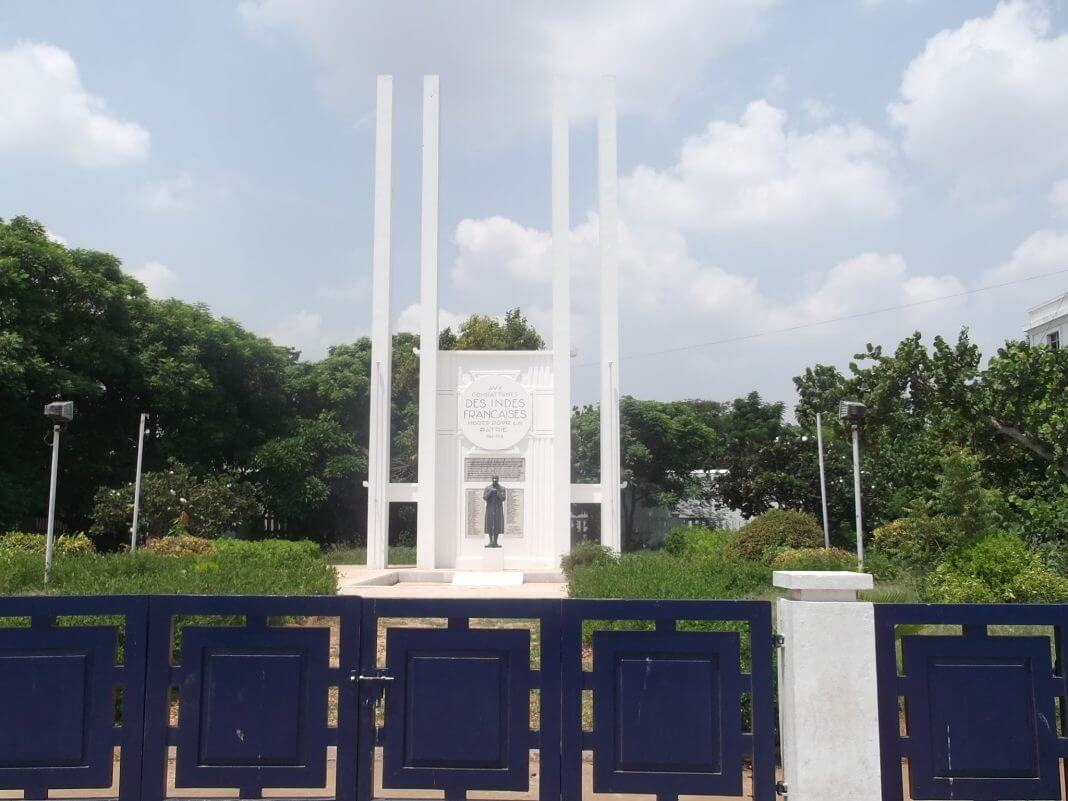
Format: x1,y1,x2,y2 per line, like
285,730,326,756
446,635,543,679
335,565,568,598
333,568,568,598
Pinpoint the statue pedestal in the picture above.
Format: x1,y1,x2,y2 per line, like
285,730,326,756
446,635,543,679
481,546,505,572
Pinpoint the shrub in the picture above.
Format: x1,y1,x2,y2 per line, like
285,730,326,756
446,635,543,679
90,460,257,543
770,547,857,572
924,531,1068,603
726,510,823,563
663,526,733,558
143,534,215,556
860,548,901,582
872,513,965,566
561,541,616,580
0,531,96,556
568,551,769,600
0,538,336,596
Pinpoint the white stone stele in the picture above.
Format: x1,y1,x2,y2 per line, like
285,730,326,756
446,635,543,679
773,570,881,801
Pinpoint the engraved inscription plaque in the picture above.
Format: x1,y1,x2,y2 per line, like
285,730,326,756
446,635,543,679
464,457,526,483
465,488,524,538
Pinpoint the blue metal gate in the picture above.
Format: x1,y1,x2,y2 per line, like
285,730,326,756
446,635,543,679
0,595,778,801
874,603,1068,801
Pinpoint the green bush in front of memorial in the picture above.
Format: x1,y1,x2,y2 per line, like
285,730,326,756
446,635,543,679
725,509,824,563
0,537,337,596
922,531,1068,603
663,526,733,558
567,549,768,600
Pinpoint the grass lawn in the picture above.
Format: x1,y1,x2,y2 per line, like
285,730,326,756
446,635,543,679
322,545,417,566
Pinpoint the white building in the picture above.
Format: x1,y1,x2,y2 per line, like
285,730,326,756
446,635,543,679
1024,292,1067,349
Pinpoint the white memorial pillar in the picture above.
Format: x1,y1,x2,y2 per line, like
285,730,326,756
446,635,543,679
598,76,622,553
551,77,572,564
365,75,394,569
416,75,440,569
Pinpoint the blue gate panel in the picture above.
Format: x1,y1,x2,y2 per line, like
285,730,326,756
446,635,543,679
563,599,776,801
0,596,149,801
0,627,116,784
874,604,1068,801
591,631,743,793
382,628,530,788
174,626,331,787
358,598,562,801
141,596,361,801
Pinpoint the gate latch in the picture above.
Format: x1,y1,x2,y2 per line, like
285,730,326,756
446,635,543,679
353,672,394,710
772,634,785,649
776,780,788,797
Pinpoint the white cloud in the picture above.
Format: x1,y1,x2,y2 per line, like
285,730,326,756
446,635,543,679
396,303,472,335
622,100,900,234
238,0,773,140
267,310,332,360
981,229,1068,285
130,261,178,298
136,172,197,212
889,1,1068,188
452,217,552,289
1049,179,1068,220
0,42,149,167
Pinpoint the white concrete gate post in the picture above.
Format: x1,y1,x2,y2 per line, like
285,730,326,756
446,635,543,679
774,570,883,801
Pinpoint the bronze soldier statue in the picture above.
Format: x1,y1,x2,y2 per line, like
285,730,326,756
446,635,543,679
483,475,506,548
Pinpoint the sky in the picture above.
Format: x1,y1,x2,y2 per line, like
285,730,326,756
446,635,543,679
3,0,1068,409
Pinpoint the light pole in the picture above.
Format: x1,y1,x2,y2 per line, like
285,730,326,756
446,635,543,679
839,401,868,567
131,412,148,551
43,401,74,583
815,412,830,549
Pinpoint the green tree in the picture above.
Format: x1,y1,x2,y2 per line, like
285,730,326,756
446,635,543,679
572,397,718,549
439,308,545,350
0,216,145,528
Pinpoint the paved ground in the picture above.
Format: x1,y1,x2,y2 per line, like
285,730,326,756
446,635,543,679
17,753,768,800
335,565,568,598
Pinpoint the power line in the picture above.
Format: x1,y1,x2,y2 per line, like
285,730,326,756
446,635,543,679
573,266,1068,368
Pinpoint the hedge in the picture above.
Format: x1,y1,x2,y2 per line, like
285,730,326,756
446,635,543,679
0,537,337,596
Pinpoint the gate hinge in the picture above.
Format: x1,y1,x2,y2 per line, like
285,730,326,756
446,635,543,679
776,780,788,797
772,634,785,649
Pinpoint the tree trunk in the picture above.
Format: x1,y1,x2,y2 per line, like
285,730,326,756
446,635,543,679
983,416,1068,478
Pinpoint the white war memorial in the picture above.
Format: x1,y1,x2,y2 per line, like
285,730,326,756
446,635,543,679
363,75,622,576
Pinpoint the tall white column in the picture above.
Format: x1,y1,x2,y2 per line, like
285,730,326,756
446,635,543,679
774,571,882,801
551,77,572,564
598,76,622,553
366,75,394,569
416,75,440,569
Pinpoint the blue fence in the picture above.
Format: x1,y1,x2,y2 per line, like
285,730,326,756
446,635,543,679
0,595,776,801
874,604,1068,801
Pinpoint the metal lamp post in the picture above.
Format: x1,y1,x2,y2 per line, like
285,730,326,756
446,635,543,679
838,401,868,567
815,412,830,549
43,401,74,583
130,412,148,551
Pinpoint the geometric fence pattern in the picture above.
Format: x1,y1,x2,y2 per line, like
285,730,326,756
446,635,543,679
140,595,360,801
0,596,149,801
0,595,776,801
562,599,777,801
874,604,1068,801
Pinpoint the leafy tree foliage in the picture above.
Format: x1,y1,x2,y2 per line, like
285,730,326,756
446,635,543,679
90,460,256,546
572,397,718,549
438,308,545,350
